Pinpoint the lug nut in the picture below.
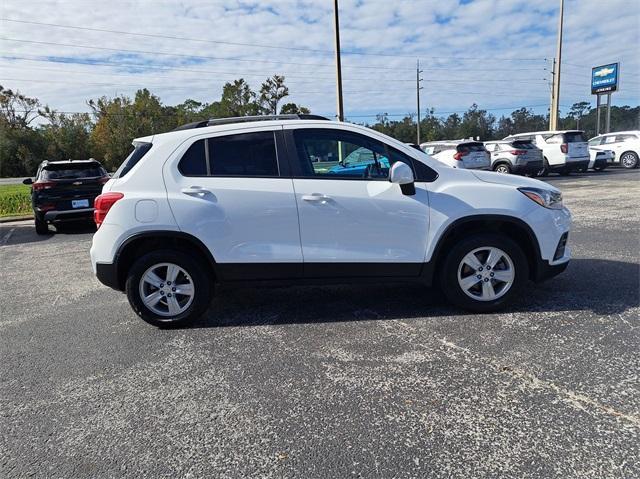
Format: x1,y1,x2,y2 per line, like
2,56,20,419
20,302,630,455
160,291,165,295
478,267,483,271
167,281,172,285
477,275,482,279
172,287,176,292
484,278,489,282
486,265,491,270
490,272,495,277
167,293,172,297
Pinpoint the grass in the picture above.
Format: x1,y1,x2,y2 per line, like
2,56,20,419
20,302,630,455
0,184,32,218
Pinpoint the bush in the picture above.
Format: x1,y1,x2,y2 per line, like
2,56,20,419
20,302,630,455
0,184,32,217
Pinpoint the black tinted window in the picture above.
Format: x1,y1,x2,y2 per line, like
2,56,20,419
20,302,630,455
564,132,586,143
457,143,486,152
178,140,207,176
209,132,278,177
114,143,152,178
41,165,105,179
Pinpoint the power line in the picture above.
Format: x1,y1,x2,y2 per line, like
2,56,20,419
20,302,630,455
0,37,414,71
0,17,547,62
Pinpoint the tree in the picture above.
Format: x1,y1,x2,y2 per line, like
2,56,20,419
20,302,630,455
218,79,261,117
260,75,289,114
279,102,310,115
569,101,591,129
0,85,41,128
459,104,495,140
40,107,93,161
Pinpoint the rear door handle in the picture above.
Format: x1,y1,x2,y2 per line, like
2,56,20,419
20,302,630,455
181,186,209,196
302,193,331,202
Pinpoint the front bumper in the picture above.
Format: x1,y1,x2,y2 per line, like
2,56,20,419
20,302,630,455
533,258,569,282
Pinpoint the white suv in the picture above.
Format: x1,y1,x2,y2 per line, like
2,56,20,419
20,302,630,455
588,131,640,169
420,140,491,170
504,130,589,176
90,115,572,327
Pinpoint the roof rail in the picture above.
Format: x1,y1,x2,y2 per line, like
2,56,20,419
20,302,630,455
173,114,330,131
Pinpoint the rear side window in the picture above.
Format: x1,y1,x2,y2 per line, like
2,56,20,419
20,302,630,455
616,134,636,142
178,140,207,176
564,132,586,143
209,131,278,177
113,143,152,179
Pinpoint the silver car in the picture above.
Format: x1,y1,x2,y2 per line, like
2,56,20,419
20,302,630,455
484,140,544,175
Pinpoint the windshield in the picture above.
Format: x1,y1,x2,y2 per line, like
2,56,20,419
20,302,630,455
41,165,105,180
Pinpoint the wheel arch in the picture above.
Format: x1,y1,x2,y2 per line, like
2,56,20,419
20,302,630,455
113,231,217,291
425,215,541,285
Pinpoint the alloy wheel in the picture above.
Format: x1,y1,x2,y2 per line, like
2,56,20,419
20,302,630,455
139,262,195,317
457,247,515,302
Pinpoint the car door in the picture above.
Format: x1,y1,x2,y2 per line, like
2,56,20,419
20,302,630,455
163,127,303,280
283,126,431,278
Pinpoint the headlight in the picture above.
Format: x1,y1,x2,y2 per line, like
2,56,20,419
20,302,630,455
518,187,563,209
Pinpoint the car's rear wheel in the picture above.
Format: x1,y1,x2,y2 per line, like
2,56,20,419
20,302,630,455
593,163,607,172
620,151,638,169
34,215,49,235
494,163,511,174
125,250,212,328
441,233,529,312
537,158,550,177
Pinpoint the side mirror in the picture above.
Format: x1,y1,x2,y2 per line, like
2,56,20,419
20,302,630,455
389,162,416,195
22,178,33,185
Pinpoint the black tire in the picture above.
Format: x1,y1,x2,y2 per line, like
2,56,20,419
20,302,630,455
593,163,607,172
620,151,638,169
125,249,212,328
440,233,529,313
34,215,49,235
493,162,512,174
537,158,550,177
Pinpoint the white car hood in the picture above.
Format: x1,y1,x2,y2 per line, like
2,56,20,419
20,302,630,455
471,170,561,193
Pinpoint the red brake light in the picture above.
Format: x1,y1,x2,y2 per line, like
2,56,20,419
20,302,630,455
560,143,568,154
453,150,469,161
511,150,527,155
94,192,124,228
32,181,55,191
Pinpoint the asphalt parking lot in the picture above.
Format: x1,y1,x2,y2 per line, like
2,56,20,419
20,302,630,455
1,169,639,478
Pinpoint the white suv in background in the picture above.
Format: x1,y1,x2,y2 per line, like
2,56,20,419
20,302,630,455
90,115,571,327
420,140,491,170
504,130,589,176
588,131,640,169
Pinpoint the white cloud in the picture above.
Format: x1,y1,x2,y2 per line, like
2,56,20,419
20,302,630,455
0,0,637,122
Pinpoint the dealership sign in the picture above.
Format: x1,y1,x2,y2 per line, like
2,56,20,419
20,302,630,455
591,63,619,94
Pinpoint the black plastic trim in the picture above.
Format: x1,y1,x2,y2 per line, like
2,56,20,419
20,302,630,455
96,262,119,290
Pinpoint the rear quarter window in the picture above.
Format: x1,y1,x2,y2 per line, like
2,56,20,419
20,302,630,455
113,143,152,179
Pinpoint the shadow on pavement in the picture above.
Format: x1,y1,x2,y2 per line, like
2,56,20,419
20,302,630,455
0,220,95,247
187,258,639,329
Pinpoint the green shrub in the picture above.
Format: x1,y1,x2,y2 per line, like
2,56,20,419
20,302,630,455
0,184,32,217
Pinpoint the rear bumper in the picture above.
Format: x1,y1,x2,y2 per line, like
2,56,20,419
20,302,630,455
513,161,543,174
42,208,94,222
549,160,589,172
96,262,121,290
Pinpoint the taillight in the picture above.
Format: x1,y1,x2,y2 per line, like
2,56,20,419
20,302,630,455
560,143,568,154
32,181,55,191
453,150,469,161
94,192,124,228
511,150,527,155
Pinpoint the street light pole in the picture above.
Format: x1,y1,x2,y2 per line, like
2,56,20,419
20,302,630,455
333,0,344,121
550,0,564,130
416,59,424,144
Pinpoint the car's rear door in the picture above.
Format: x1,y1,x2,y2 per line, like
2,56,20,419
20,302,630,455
564,132,589,160
163,127,303,280
283,126,431,278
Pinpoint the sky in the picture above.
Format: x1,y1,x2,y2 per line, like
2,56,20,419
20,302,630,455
1,0,639,124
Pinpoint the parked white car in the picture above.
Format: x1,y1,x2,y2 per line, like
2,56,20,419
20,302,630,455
504,130,589,176
582,148,614,172
484,139,543,175
90,115,571,327
420,140,491,170
588,131,640,169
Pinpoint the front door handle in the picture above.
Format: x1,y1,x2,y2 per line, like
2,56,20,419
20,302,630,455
302,193,331,203
181,186,209,196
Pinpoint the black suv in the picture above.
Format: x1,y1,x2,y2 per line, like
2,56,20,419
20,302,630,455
23,159,109,234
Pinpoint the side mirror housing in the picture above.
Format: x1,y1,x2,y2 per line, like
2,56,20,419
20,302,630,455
22,178,33,185
389,162,416,195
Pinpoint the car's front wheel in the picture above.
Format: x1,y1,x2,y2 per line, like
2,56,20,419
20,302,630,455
441,234,529,312
126,250,212,327
620,151,638,169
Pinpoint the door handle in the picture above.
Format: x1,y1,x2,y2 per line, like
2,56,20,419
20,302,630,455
302,193,331,202
181,186,209,196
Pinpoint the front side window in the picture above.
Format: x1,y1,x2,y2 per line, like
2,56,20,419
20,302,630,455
604,135,617,144
293,129,399,179
588,137,602,146
485,144,496,152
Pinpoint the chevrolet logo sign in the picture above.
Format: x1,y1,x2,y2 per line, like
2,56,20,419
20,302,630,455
73,181,83,185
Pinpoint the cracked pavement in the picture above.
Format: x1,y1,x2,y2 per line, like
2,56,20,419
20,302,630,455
1,169,638,478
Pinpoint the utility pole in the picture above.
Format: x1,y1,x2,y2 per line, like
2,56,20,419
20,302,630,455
550,0,564,130
549,58,556,129
333,0,344,121
416,59,423,144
